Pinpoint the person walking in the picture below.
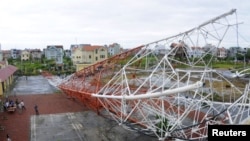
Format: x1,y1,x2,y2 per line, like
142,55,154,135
18,102,23,114
34,105,39,115
20,100,26,110
6,134,11,141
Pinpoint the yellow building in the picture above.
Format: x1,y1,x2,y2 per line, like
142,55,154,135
0,61,17,97
75,64,91,72
72,47,84,64
72,45,108,71
83,45,107,64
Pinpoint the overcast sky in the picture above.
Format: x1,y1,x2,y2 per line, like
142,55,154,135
0,0,249,50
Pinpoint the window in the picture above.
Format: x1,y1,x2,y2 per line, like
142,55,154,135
100,55,105,58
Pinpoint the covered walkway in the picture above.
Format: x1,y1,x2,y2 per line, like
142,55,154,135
0,65,17,97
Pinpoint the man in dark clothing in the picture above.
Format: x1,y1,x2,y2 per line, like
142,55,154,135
34,105,39,115
7,134,11,141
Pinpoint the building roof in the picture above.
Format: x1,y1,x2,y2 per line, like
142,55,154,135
0,65,18,82
83,45,104,51
109,43,119,48
30,49,42,53
47,45,64,49
1,50,11,53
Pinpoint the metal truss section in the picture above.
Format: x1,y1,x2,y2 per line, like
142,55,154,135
56,9,250,141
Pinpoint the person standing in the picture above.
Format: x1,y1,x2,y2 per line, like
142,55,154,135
20,100,26,110
34,105,39,115
18,102,23,114
7,134,11,141
13,88,16,97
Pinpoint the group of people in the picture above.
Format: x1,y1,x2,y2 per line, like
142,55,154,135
3,98,39,115
3,98,25,141
3,98,39,141
3,77,40,141
3,98,26,112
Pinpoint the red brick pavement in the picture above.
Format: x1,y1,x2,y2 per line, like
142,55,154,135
0,93,88,141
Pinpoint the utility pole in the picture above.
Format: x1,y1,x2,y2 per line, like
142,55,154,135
237,52,246,69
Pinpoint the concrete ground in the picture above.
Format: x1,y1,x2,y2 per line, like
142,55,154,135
0,75,157,141
12,75,59,95
30,111,155,141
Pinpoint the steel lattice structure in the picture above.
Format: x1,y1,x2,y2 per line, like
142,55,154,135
56,9,250,141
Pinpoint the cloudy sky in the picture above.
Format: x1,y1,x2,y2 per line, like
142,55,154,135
0,0,249,50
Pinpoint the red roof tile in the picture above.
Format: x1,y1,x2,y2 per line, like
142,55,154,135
83,45,104,51
0,65,18,82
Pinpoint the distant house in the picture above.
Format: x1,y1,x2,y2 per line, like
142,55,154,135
227,47,240,58
108,43,122,56
188,47,204,58
10,49,21,59
0,60,17,96
84,45,108,64
203,44,217,56
71,44,91,64
72,45,108,64
217,47,227,59
44,45,64,65
71,44,108,71
170,41,188,59
30,49,42,61
21,50,30,61
154,44,169,55
72,47,83,64
1,50,11,60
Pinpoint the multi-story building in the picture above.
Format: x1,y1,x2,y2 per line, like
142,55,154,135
108,43,123,56
85,45,107,64
30,49,42,61
71,44,108,71
217,47,227,59
72,47,83,64
2,50,11,60
203,44,217,56
188,47,204,58
10,49,21,59
44,45,64,65
154,44,169,55
72,44,108,64
21,49,30,61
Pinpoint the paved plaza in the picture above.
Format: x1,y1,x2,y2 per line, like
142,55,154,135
12,75,59,95
1,75,156,141
30,111,155,141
